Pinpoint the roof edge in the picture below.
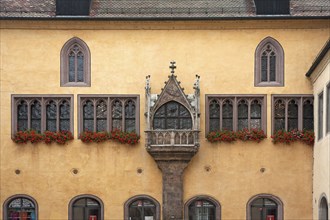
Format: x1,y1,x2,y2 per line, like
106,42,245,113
306,39,330,77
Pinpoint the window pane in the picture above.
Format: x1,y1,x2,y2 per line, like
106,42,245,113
46,101,57,132
251,101,262,129
77,53,84,82
303,100,313,130
7,198,36,220
269,53,276,81
96,101,107,132
209,100,220,131
288,100,298,131
222,100,233,130
189,200,216,220
319,93,324,139
73,207,84,220
112,100,122,130
274,100,285,131
167,102,179,117
17,101,28,131
238,101,248,130
83,101,94,131
125,101,136,132
180,118,192,129
60,100,71,131
31,100,41,133
261,54,268,82
69,54,75,82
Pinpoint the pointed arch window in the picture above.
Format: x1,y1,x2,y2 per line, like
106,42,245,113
319,196,328,220
61,37,91,87
12,95,73,136
78,95,140,135
255,37,284,87
3,195,38,220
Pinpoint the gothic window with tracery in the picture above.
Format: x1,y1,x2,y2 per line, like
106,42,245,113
61,37,91,87
255,37,284,87
153,101,192,130
272,95,314,133
206,95,266,134
79,95,139,134
12,95,73,136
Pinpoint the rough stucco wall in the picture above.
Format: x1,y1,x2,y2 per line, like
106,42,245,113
311,58,330,220
0,19,329,220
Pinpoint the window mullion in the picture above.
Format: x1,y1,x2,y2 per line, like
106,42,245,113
248,99,251,130
219,99,223,130
27,100,31,130
93,100,97,132
298,97,303,130
56,99,60,132
285,99,288,131
233,97,237,131
41,97,45,133
107,97,110,132
121,99,125,131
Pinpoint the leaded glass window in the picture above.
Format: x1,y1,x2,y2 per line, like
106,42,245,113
255,37,284,87
12,95,73,136
17,100,28,131
188,199,217,220
238,100,248,130
6,196,37,220
206,95,266,134
128,199,157,220
71,197,102,220
78,95,139,134
83,100,94,131
209,100,220,132
153,101,192,130
61,37,91,87
318,92,324,140
222,100,233,130
46,101,57,132
272,95,314,133
303,100,314,131
287,100,298,131
31,100,41,133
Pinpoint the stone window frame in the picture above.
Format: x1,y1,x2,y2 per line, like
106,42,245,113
205,94,267,135
60,37,91,87
124,195,161,220
3,194,39,220
246,193,284,220
318,91,324,140
78,94,140,135
11,94,74,137
68,194,104,220
184,195,221,220
326,83,330,135
319,193,329,220
255,37,284,87
271,94,314,134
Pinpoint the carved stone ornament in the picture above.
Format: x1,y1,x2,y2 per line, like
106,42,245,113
144,62,201,220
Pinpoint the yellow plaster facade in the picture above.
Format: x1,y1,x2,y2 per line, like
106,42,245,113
1,19,329,220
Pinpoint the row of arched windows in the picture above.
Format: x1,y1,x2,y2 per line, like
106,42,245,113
60,36,284,88
5,193,312,220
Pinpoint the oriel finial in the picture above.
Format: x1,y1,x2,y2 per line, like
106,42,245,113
169,61,176,75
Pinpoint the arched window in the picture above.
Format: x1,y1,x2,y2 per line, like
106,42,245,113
153,101,192,130
319,196,328,220
184,196,221,220
69,195,103,220
247,194,283,220
124,195,160,220
3,195,38,220
255,37,284,87
61,37,91,87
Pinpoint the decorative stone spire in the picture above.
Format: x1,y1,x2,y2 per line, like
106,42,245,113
169,61,176,75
